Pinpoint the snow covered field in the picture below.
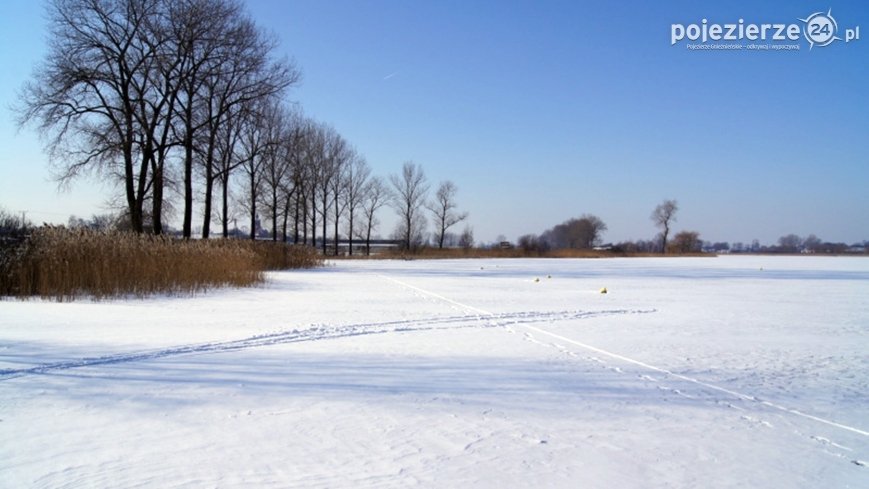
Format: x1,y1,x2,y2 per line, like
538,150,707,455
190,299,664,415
1,255,868,488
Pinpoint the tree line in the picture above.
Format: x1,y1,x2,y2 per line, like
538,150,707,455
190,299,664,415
17,0,469,254
511,197,867,255
515,199,700,254
19,0,297,238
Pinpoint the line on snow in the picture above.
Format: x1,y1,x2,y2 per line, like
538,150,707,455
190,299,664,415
0,309,646,379
379,273,869,439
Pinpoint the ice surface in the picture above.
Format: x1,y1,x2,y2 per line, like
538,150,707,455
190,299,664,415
1,256,867,487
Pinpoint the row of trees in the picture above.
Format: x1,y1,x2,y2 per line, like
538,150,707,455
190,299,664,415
774,234,863,254
19,0,298,238
19,0,303,238
18,0,470,253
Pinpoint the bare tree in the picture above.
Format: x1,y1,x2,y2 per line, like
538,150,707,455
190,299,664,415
357,176,389,256
303,122,325,248
214,103,245,237
576,214,607,249
168,0,299,238
330,144,352,256
343,154,371,255
238,99,282,240
279,120,305,242
19,0,158,233
195,11,300,239
802,234,822,252
540,214,607,249
291,119,321,244
651,199,678,254
458,226,475,250
258,105,294,241
19,0,298,237
314,125,345,254
389,162,430,251
427,181,469,249
778,234,802,253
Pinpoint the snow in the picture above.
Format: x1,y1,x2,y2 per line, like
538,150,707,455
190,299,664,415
1,255,868,488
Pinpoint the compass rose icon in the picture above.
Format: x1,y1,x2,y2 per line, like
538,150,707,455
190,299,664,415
800,9,842,49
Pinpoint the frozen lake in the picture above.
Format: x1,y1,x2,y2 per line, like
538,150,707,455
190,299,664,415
1,255,868,487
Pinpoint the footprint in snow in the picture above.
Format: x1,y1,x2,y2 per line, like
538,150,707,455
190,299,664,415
740,415,773,428
811,435,851,451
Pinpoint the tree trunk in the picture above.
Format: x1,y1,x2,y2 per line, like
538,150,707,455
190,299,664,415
302,197,308,245
121,83,143,234
348,213,354,256
333,200,340,256
293,194,300,244
147,144,164,235
152,161,164,235
321,193,328,255
365,224,372,256
310,191,317,249
662,227,670,255
135,151,149,233
202,135,217,239
271,190,278,241
405,214,412,250
202,170,214,239
221,175,230,238
182,116,194,238
249,170,257,241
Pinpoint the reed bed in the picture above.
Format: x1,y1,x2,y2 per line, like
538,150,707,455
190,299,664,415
0,227,321,301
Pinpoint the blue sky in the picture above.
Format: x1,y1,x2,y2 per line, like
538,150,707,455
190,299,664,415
1,0,867,245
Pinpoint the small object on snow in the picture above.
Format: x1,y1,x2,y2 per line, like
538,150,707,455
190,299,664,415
600,287,608,294
760,267,763,271
534,278,540,283
547,275,552,279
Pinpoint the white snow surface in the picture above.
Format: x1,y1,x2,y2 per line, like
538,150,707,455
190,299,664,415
1,255,868,488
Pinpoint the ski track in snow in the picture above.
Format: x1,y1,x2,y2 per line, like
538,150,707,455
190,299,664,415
378,272,869,460
0,308,653,379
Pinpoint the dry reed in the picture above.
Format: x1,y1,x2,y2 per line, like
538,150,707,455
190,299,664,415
0,227,322,301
